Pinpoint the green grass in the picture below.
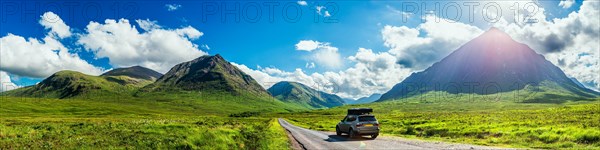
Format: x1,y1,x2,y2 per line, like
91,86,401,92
0,96,292,149
275,96,600,149
2,71,152,99
2,89,599,149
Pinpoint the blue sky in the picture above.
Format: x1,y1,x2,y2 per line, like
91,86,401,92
1,0,598,98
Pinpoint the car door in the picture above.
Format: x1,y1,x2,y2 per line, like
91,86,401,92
343,115,356,132
340,115,350,132
339,116,348,131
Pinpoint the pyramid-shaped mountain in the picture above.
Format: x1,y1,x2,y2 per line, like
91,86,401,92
268,81,345,109
142,54,270,97
379,28,599,102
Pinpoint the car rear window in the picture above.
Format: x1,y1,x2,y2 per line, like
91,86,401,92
359,116,376,122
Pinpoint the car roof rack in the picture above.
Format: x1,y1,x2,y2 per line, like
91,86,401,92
347,108,373,115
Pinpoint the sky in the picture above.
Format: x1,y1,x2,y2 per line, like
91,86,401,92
0,0,598,99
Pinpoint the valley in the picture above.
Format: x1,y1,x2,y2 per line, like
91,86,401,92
1,28,599,149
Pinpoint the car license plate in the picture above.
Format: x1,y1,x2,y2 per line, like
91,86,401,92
364,124,373,127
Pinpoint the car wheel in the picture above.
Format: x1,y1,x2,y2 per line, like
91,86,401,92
336,126,342,136
348,128,355,138
371,134,378,139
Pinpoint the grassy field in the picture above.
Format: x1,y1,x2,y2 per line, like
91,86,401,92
0,96,291,149
275,94,600,149
2,92,599,149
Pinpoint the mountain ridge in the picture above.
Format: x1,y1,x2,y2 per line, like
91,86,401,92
141,54,271,97
268,81,345,109
379,28,599,102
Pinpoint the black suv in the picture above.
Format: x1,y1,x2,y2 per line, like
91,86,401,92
336,108,380,139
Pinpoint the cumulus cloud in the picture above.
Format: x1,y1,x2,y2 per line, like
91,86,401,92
78,19,207,73
165,4,181,11
0,12,103,78
39,11,71,39
559,0,575,8
135,19,161,31
297,1,308,6
235,48,411,99
295,40,321,51
0,71,19,92
382,15,483,70
494,1,600,91
311,45,342,68
295,40,343,69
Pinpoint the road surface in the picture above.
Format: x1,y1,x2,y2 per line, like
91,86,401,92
278,118,507,150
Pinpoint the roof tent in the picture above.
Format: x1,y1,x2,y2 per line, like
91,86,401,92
347,108,373,115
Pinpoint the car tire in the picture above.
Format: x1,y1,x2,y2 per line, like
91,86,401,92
371,134,378,139
336,126,342,136
348,128,355,138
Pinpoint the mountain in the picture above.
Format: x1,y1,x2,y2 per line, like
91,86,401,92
135,54,304,113
101,66,163,81
379,28,599,102
140,54,270,97
570,77,587,89
3,55,303,113
2,70,152,99
347,93,382,104
268,81,345,109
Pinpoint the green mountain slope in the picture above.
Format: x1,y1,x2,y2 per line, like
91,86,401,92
2,71,144,99
136,54,304,113
3,66,162,99
268,81,345,109
141,54,270,96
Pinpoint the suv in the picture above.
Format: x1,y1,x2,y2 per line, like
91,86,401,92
336,108,380,139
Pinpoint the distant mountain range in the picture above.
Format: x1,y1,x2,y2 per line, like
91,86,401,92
268,81,345,109
2,55,302,112
379,28,599,102
345,94,382,105
3,28,597,107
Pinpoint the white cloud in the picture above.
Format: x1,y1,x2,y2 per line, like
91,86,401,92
311,45,342,68
39,11,71,38
202,44,211,50
494,1,600,91
559,0,575,8
0,12,103,78
1,71,19,92
305,62,315,68
382,15,483,70
78,18,207,73
316,6,325,14
315,6,331,17
295,40,321,51
165,4,181,11
297,1,308,6
295,40,343,69
135,19,161,31
235,48,412,99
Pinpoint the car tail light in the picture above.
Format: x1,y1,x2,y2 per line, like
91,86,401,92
374,124,379,127
356,123,363,127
